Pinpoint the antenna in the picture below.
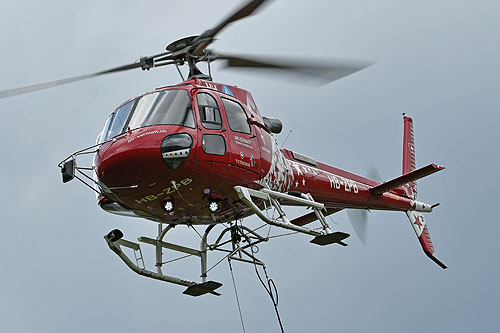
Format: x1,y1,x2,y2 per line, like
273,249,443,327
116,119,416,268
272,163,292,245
280,130,292,149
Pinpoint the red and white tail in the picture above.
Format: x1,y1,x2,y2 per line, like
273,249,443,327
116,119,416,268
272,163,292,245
402,114,447,269
402,114,417,199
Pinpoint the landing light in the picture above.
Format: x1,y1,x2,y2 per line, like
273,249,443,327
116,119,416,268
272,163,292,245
209,201,218,213
164,200,174,212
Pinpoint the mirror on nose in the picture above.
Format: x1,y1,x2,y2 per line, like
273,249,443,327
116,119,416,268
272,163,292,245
61,159,76,183
262,116,282,134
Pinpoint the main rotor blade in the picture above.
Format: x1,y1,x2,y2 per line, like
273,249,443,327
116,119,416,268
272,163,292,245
192,0,271,55
212,53,373,85
0,56,163,99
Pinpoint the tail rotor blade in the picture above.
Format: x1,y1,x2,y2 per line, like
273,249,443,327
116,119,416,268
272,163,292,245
367,164,383,183
347,209,368,246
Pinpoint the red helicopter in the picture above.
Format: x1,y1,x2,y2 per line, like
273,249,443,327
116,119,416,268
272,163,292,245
0,0,446,297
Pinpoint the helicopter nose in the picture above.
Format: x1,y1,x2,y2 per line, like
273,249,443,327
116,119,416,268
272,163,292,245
97,142,160,188
96,130,195,189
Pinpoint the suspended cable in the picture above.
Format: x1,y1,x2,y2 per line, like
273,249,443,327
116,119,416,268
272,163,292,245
228,258,246,333
251,246,285,333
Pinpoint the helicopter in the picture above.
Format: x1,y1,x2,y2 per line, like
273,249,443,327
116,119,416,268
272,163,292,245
0,0,446,298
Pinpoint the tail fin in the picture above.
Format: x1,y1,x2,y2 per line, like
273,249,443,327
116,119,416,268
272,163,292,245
402,114,447,269
406,211,447,269
402,113,417,199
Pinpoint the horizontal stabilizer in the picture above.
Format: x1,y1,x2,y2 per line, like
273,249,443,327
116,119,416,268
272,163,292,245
290,207,342,226
370,163,445,196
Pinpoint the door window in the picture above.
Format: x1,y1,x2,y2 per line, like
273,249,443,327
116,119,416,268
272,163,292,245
197,93,222,130
221,98,251,134
202,134,226,155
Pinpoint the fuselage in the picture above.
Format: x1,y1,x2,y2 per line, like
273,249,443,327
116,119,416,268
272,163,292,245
94,78,416,224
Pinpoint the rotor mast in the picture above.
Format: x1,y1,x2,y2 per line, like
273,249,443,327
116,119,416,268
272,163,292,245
164,36,212,80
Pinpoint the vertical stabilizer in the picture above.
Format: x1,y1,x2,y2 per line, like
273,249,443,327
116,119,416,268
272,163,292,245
402,114,447,269
402,113,417,199
406,211,447,269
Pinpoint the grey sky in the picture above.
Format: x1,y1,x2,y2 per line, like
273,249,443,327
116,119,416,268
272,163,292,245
1,0,499,332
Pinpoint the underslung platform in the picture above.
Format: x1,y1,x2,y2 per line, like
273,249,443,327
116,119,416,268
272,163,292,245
311,232,350,246
183,281,223,296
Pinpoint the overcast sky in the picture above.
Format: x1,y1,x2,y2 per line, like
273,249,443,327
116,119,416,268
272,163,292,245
1,0,499,332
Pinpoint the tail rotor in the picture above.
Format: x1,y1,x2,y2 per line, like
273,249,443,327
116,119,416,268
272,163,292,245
346,164,381,246
346,209,368,246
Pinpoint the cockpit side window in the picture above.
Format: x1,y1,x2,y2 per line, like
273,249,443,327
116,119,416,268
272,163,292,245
221,98,251,134
197,93,222,130
101,100,136,142
127,89,195,130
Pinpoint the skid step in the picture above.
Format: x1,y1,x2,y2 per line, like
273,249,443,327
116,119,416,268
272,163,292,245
183,281,223,297
310,232,350,246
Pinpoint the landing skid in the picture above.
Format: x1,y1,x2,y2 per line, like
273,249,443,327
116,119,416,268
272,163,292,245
104,227,222,296
234,185,350,245
104,221,270,296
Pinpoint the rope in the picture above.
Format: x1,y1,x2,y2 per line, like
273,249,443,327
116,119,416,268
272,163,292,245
228,258,246,333
251,246,285,333
188,222,304,333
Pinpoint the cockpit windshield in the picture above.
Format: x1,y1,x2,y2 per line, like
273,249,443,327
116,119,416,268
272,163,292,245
128,90,195,130
100,100,135,142
100,89,194,143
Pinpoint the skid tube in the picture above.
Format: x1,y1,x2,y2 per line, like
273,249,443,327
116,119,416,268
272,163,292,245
104,221,273,296
234,186,350,246
104,226,223,296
